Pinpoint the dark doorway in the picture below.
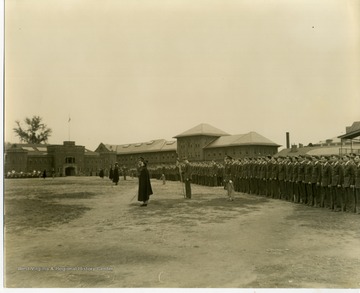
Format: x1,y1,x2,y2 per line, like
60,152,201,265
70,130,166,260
65,167,76,176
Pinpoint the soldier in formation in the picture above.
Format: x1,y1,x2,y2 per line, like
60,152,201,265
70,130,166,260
147,153,360,213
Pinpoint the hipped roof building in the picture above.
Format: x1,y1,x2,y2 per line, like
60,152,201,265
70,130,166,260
4,123,280,175
96,123,280,164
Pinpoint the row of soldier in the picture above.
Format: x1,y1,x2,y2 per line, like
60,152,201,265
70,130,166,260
146,153,360,213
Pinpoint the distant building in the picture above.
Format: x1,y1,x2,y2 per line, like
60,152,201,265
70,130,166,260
4,123,281,175
95,139,178,168
174,123,231,161
174,123,280,161
203,131,280,160
4,141,117,176
275,121,360,157
338,121,360,155
98,123,280,166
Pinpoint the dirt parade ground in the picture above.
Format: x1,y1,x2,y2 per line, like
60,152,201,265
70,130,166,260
3,176,360,288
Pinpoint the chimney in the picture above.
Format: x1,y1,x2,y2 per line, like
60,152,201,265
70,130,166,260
286,132,290,149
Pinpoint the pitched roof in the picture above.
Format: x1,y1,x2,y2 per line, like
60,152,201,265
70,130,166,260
104,139,177,154
274,145,360,157
173,123,229,138
84,149,100,156
204,132,280,148
345,121,360,133
338,121,360,140
6,143,49,155
94,143,115,153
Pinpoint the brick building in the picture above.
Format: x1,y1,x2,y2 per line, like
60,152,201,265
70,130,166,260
4,141,117,176
4,123,281,176
203,131,280,161
275,121,360,157
96,139,178,169
174,124,230,161
174,123,279,161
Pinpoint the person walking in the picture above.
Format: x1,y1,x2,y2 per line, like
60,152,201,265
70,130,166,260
138,158,153,206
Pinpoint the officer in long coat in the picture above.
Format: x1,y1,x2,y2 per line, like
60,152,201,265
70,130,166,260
112,162,120,185
137,158,153,206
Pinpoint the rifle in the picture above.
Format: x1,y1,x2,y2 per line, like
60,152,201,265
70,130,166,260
130,192,137,202
130,185,139,202
176,160,186,198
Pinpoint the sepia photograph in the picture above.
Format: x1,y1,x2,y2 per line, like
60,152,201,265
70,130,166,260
2,0,360,291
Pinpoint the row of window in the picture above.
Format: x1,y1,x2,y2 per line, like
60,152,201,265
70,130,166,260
179,143,201,149
120,153,176,161
9,158,52,164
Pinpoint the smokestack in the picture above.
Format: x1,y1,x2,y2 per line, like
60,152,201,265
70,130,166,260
286,132,290,149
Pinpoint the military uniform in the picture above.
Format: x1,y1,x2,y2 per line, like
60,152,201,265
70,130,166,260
354,155,360,213
182,159,192,199
311,156,322,207
342,155,356,212
330,156,344,211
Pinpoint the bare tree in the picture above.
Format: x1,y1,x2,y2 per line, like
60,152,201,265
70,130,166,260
13,116,52,144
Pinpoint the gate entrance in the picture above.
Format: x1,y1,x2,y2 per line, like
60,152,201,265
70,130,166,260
65,167,76,176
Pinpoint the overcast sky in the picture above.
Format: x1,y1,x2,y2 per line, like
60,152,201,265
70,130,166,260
4,0,360,151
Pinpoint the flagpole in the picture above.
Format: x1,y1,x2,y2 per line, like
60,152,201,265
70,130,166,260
68,115,71,141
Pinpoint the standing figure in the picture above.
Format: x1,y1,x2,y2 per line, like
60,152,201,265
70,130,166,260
42,169,47,179
354,155,360,214
160,173,166,185
113,162,120,185
109,165,114,181
320,155,332,208
182,158,192,199
330,155,344,211
138,158,153,206
342,154,356,212
122,165,127,180
223,155,234,201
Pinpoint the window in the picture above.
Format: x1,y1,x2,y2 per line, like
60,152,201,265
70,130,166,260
65,157,75,164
